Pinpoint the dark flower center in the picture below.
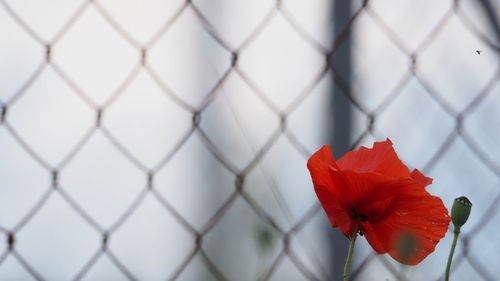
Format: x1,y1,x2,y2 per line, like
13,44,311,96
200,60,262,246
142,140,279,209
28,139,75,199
354,213,368,222
351,207,368,222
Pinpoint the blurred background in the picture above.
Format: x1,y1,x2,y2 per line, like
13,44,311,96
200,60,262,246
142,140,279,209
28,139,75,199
0,0,499,280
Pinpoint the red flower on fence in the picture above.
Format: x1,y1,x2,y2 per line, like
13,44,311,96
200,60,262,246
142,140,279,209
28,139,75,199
307,139,450,265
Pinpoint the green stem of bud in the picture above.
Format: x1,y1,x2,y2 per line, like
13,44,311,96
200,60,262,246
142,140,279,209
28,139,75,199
445,229,460,281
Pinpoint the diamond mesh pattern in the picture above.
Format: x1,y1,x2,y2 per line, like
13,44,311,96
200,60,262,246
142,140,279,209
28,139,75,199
0,0,499,280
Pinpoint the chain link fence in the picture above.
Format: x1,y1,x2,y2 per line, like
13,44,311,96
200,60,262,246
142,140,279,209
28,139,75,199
0,0,499,280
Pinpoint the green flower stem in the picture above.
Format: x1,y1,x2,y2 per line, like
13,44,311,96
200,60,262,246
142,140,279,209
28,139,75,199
445,229,460,281
343,226,359,281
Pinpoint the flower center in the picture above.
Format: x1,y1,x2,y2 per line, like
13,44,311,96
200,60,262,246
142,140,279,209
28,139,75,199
351,207,368,222
354,213,368,222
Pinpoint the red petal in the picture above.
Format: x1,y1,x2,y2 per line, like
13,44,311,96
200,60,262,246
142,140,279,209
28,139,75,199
320,169,424,236
307,145,340,190
307,146,353,235
411,169,433,187
337,139,411,179
325,168,437,237
361,194,450,265
313,183,354,235
329,170,425,217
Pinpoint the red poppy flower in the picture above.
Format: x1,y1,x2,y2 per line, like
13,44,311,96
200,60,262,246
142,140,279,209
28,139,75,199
307,139,450,265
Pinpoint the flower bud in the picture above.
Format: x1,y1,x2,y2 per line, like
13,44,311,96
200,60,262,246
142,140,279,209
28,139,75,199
451,196,472,230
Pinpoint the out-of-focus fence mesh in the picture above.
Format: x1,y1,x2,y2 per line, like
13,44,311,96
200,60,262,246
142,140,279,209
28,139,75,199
0,0,499,280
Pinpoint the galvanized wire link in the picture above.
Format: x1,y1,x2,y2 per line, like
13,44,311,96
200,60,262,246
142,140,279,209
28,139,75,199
0,0,499,280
